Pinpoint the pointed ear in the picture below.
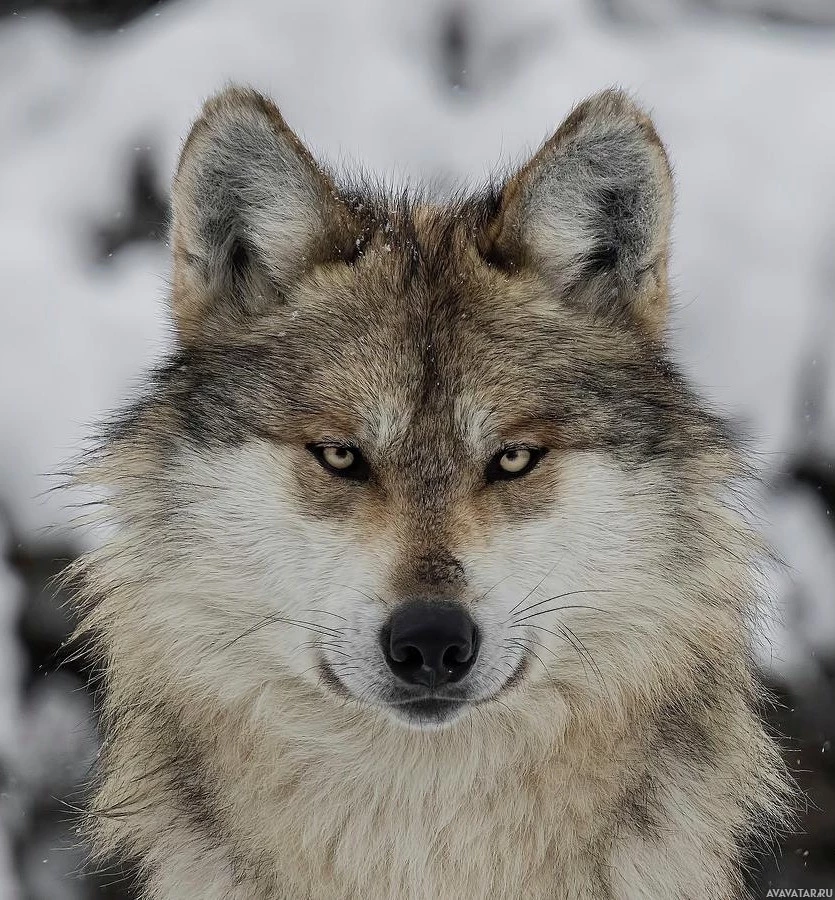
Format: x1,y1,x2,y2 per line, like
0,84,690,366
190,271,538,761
171,86,357,343
483,90,673,338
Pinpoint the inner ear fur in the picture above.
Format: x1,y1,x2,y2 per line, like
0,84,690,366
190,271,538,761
170,86,358,343
482,89,674,338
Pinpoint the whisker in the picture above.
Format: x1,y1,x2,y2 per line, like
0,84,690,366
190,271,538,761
316,644,352,658
472,572,516,606
508,635,561,665
508,638,549,677
558,622,603,685
300,607,348,622
293,639,351,659
511,589,611,621
513,602,608,625
336,584,388,607
512,621,603,686
224,607,344,634
506,563,560,616
216,614,342,652
269,616,343,636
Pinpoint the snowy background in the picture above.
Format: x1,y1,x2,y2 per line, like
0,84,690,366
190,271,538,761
1,0,834,896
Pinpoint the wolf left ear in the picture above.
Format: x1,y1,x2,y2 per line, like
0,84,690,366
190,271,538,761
171,86,358,343
483,90,673,338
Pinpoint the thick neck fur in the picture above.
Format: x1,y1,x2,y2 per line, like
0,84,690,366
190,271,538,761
69,439,792,899
79,555,786,900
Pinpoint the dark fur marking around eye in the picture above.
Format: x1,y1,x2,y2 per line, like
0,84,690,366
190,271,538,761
485,447,547,483
307,443,371,482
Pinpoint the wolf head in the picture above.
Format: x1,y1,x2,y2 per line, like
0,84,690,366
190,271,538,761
81,87,754,735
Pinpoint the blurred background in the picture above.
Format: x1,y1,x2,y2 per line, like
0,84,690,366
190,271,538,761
0,0,834,897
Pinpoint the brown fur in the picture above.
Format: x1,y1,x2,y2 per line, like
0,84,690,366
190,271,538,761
70,86,792,899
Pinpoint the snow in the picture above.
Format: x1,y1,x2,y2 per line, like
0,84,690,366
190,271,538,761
2,0,834,656
3,0,834,640
1,1,834,893
6,0,835,629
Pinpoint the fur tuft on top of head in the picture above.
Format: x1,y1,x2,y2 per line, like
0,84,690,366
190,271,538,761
484,89,673,337
172,86,672,345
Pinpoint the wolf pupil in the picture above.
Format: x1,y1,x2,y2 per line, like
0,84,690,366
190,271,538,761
501,449,531,472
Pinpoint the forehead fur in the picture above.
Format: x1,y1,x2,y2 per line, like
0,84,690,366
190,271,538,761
113,188,730,476
104,85,730,486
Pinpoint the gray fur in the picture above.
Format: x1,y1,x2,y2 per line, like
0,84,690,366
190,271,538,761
69,86,793,900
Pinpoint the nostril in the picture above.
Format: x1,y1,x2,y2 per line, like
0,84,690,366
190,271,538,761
442,640,473,668
395,644,424,667
382,600,479,688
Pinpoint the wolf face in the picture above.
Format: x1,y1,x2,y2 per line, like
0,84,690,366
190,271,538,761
86,88,748,735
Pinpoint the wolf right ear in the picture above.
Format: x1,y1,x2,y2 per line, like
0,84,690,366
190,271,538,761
482,90,674,338
170,86,358,343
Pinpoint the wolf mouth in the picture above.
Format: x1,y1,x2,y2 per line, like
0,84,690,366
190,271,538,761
386,695,467,726
316,659,469,726
317,651,530,727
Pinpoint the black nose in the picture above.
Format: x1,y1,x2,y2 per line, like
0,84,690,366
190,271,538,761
382,600,479,688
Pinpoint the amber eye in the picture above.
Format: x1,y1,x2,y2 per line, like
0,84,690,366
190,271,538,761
307,443,370,481
485,447,546,483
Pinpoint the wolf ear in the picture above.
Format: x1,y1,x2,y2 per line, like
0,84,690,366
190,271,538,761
483,90,673,338
171,86,357,343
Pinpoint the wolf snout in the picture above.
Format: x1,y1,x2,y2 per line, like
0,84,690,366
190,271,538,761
381,600,479,688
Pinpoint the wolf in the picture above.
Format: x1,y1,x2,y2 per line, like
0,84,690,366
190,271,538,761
70,86,791,899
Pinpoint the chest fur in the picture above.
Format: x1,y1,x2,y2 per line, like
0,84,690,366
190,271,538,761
156,736,625,900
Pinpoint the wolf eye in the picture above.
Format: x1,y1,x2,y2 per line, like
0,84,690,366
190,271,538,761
307,443,370,481
485,447,546,483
